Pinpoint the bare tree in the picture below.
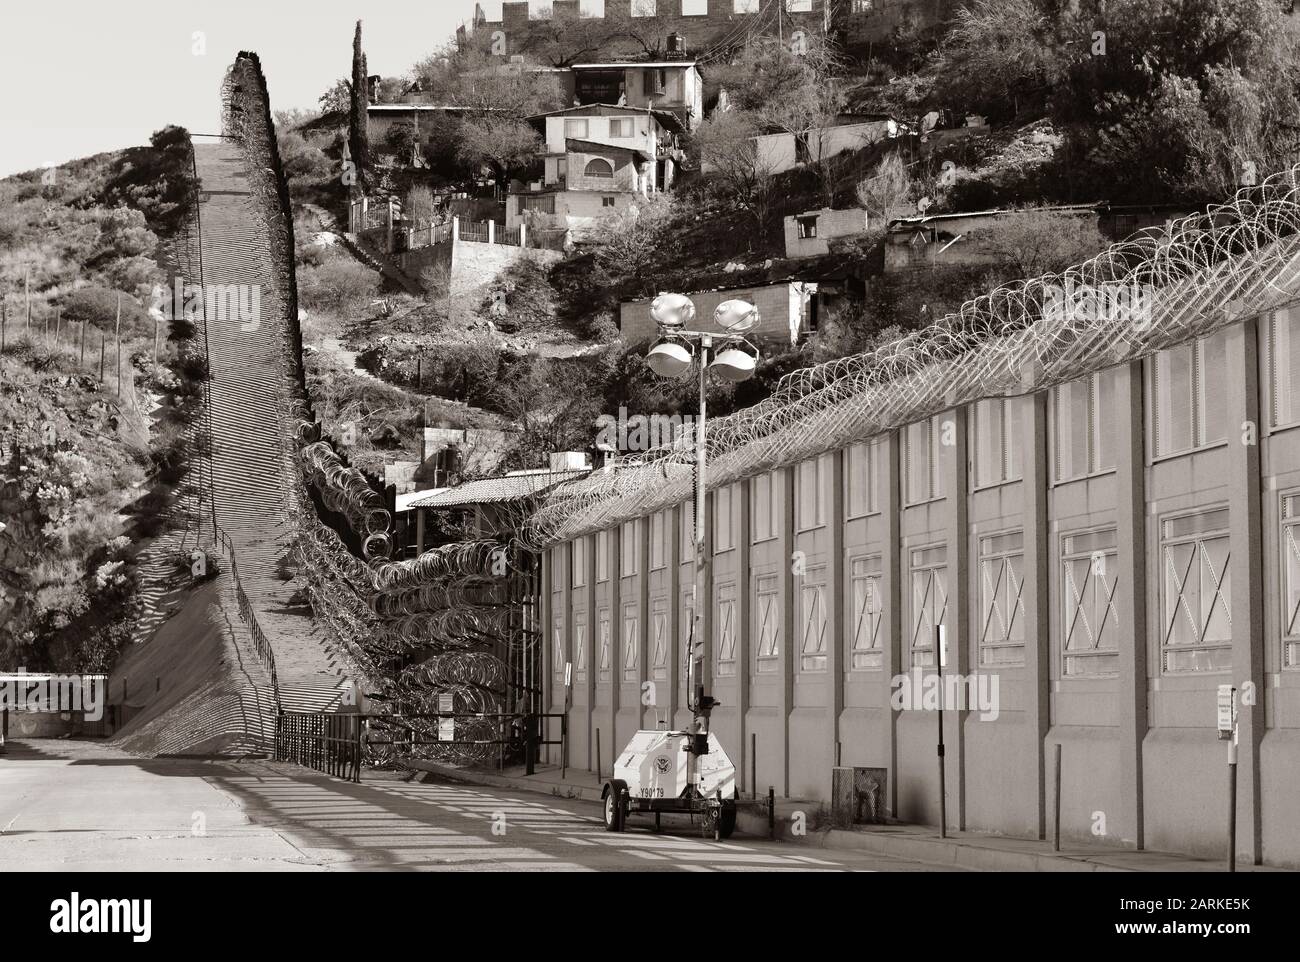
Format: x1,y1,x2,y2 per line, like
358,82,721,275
717,34,849,207
585,192,678,298
856,152,914,224
693,111,779,245
967,208,1110,278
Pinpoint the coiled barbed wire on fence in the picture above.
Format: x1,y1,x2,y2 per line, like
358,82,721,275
522,165,1300,550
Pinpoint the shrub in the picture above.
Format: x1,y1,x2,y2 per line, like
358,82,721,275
59,286,153,338
297,255,380,319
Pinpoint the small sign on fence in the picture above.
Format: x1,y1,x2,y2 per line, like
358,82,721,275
438,693,455,742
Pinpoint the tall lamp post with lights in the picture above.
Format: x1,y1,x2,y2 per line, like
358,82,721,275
644,293,760,753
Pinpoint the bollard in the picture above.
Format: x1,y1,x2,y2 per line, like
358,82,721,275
1227,726,1238,872
1053,742,1062,852
751,732,757,799
768,786,776,841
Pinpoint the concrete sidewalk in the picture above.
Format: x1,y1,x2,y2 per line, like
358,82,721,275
404,759,1282,873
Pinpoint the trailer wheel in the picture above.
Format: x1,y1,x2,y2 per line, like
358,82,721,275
603,780,627,832
717,801,737,840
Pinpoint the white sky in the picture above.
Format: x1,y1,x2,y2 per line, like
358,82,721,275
0,0,520,178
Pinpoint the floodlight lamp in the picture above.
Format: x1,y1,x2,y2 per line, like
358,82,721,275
646,338,695,379
714,299,759,333
709,345,757,383
650,292,696,330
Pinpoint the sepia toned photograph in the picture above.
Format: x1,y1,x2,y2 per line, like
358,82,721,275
1,0,1295,941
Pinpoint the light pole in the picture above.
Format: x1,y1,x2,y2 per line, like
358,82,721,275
644,293,760,755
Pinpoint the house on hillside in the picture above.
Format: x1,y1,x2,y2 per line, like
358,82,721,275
785,207,873,259
506,104,686,244
619,281,824,347
396,452,593,555
367,103,474,152
884,203,1201,272
703,116,897,176
884,206,1098,272
570,60,704,131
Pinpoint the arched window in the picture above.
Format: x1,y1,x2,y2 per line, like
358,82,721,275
584,158,614,179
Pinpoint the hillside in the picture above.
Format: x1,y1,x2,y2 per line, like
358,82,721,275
0,128,205,672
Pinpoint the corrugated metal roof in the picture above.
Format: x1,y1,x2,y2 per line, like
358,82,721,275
408,470,590,510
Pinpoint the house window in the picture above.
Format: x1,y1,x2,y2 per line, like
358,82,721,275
609,118,634,138
850,557,883,670
596,529,610,582
797,215,819,239
1160,508,1232,673
1052,369,1117,482
851,0,874,11
796,457,826,530
552,545,567,593
602,196,616,207
973,397,1022,488
716,583,738,677
651,598,669,680
595,613,611,681
519,194,555,214
1149,332,1228,458
584,158,615,179
620,520,639,575
846,440,878,518
622,603,639,681
909,545,948,668
571,536,587,588
1263,308,1300,430
633,0,657,14
755,574,781,672
564,119,589,138
799,567,829,672
904,415,948,504
786,0,814,11
714,484,735,551
977,531,1025,667
646,68,667,95
650,511,666,569
552,614,566,680
734,0,761,13
574,610,588,676
1062,527,1119,677
752,471,779,541
1281,495,1300,669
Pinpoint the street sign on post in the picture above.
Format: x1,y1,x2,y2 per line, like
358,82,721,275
1216,684,1236,740
1218,684,1239,872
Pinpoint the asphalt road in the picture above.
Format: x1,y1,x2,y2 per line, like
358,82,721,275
0,739,948,872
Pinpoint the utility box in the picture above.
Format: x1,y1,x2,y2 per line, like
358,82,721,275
831,766,889,827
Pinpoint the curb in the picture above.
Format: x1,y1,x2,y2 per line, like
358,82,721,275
400,760,1180,871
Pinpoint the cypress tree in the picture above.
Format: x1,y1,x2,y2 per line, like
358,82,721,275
349,20,370,190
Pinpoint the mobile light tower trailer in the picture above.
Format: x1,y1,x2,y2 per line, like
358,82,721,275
601,692,738,839
600,292,757,841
